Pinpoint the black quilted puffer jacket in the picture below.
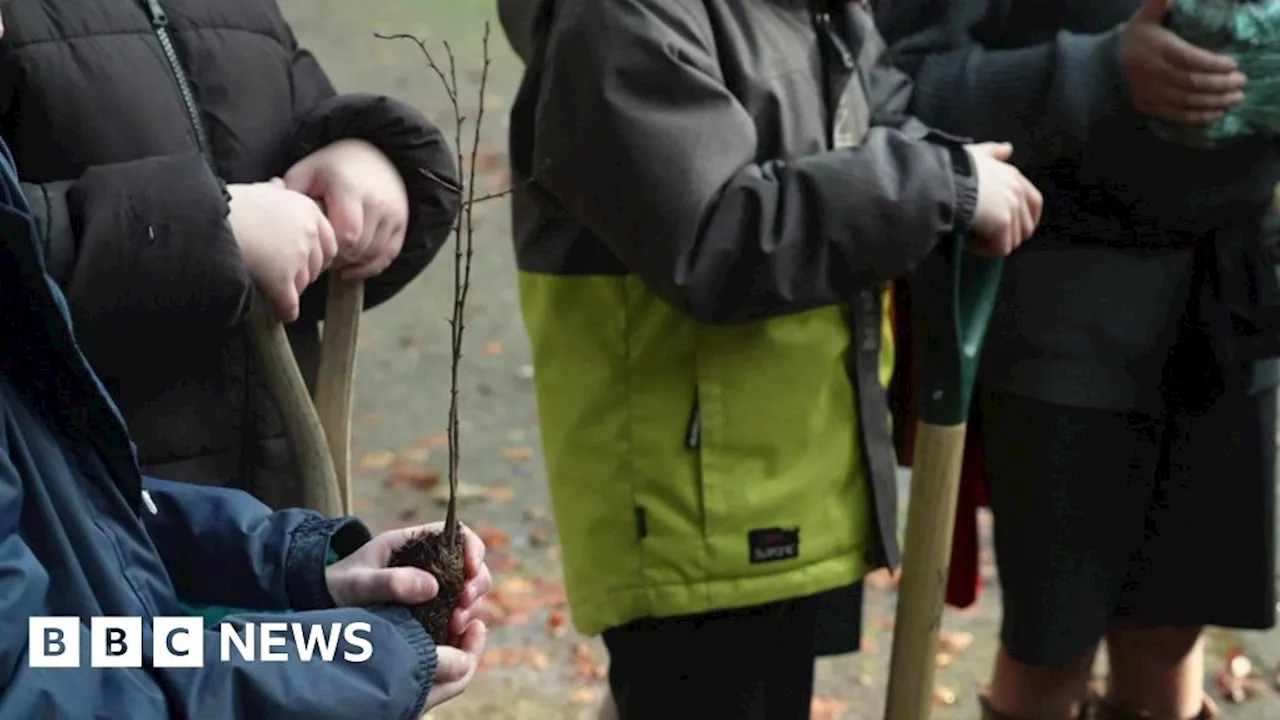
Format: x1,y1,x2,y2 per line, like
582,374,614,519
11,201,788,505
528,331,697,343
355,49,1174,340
0,0,460,508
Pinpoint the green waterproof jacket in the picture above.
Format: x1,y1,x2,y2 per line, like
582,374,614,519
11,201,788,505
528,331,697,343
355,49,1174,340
508,0,978,635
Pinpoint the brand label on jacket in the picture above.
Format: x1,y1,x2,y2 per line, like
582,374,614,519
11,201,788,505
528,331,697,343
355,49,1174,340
749,527,800,563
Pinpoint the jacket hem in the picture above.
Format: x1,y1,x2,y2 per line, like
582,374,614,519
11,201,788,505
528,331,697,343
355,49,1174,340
566,551,866,636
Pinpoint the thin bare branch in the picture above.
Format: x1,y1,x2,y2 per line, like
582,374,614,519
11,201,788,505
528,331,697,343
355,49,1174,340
376,26,500,550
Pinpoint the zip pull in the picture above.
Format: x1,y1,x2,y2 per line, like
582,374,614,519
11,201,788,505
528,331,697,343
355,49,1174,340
144,0,169,26
685,395,701,449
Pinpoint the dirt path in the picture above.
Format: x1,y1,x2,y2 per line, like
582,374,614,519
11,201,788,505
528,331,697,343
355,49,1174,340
280,2,1280,717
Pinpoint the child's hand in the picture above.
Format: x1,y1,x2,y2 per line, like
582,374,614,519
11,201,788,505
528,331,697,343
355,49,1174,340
325,521,493,637
283,139,409,280
966,142,1042,257
227,179,338,322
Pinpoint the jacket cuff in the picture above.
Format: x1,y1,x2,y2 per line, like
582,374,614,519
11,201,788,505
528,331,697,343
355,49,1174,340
284,515,373,610
369,605,438,720
923,130,979,234
1064,27,1127,113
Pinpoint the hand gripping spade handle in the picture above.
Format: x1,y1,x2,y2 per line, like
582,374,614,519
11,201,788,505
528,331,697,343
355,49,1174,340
884,233,1003,719
245,275,364,519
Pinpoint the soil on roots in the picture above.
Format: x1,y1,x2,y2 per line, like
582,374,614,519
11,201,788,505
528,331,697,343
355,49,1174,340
389,526,465,644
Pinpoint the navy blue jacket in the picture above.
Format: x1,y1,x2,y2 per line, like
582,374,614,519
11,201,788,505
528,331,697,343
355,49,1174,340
0,136,436,718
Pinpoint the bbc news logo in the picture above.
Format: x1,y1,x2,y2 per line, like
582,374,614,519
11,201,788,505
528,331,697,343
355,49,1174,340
28,617,373,668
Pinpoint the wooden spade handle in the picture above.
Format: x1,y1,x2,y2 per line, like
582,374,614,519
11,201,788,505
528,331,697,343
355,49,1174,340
313,277,364,516
885,421,968,720
244,277,363,518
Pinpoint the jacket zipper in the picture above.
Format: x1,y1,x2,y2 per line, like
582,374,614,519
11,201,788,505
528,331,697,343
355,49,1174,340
142,0,255,497
143,0,212,158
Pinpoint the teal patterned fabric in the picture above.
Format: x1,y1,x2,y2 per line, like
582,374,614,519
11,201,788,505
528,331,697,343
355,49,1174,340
179,547,342,627
1153,0,1280,147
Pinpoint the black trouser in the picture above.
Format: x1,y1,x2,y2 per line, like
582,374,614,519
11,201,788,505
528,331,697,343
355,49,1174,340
602,595,822,720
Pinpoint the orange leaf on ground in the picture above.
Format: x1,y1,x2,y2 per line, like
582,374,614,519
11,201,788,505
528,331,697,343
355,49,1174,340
484,341,504,356
933,686,958,707
810,696,849,720
572,643,607,681
1217,668,1247,704
485,486,516,502
488,553,522,573
860,636,879,654
400,447,431,464
501,446,535,462
938,630,975,654
547,610,569,638
478,646,549,671
936,652,955,669
476,524,512,551
383,465,441,491
485,577,568,627
359,450,396,470
568,688,599,705
870,617,895,632
415,433,449,450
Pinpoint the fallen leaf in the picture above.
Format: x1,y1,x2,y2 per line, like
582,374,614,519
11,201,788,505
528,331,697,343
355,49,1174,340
523,506,547,521
477,525,512,551
485,486,516,502
400,447,431,464
478,647,524,669
1228,649,1252,679
486,577,568,626
478,646,549,671
359,450,396,470
938,630,975,654
1217,650,1267,704
528,649,550,671
933,686,958,707
488,553,522,573
501,446,535,462
810,696,849,720
547,610,569,638
936,651,955,669
568,688,598,705
860,636,879,654
415,433,449,450
484,341,504,356
1217,668,1247,704
530,523,555,547
870,617,895,632
384,465,441,491
431,482,491,505
572,643,607,681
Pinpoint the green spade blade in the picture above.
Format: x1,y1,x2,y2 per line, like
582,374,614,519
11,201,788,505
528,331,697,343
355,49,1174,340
914,234,1004,426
